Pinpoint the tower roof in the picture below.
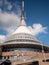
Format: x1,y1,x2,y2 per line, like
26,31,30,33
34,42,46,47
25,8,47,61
13,26,32,35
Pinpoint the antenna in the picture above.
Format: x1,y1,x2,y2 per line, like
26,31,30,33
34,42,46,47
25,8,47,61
21,0,25,20
20,0,26,26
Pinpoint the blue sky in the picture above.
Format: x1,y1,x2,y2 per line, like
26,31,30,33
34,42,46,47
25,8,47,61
0,0,49,45
25,0,49,45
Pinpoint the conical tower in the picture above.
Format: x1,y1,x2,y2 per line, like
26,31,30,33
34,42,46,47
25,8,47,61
5,0,42,45
12,0,33,35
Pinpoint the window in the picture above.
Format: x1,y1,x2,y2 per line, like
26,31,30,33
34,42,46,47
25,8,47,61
42,59,49,62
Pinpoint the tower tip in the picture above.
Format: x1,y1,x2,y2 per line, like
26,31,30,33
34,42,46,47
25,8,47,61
22,0,24,8
20,0,26,26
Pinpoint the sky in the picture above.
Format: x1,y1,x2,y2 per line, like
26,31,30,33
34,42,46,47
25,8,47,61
0,0,49,45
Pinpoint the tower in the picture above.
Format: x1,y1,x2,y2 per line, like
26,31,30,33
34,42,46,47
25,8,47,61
0,0,49,65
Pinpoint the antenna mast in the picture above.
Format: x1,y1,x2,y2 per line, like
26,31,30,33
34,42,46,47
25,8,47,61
20,0,26,26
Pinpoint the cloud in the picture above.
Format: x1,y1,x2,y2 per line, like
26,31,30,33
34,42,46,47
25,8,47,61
7,3,12,10
0,8,20,34
5,0,12,10
0,0,12,11
28,23,47,36
0,35,5,43
0,0,21,43
0,10,20,23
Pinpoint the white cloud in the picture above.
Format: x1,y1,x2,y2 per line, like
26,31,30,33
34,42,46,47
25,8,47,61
0,0,12,11
0,35,5,43
0,8,20,34
0,9,20,23
7,3,12,10
28,23,47,36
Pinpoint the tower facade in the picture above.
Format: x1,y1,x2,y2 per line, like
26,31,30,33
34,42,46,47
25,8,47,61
0,1,49,65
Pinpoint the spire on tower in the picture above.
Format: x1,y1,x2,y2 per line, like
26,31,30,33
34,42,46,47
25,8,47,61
22,0,24,20
20,0,26,26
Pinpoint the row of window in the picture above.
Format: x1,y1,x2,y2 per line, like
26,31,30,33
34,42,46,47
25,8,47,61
42,59,49,62
3,48,42,52
6,39,39,44
7,34,36,42
1,55,37,61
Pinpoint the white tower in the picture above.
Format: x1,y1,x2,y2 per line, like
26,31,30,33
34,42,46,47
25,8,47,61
12,0,33,35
